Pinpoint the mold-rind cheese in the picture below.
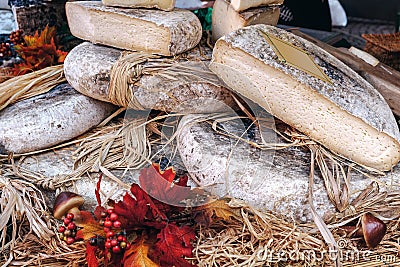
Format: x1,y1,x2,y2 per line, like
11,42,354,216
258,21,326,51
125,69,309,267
210,25,400,171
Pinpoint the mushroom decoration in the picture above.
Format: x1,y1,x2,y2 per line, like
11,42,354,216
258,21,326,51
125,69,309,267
340,212,387,249
53,192,84,220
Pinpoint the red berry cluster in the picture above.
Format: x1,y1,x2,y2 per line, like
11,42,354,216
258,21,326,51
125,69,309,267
9,29,25,46
98,209,130,254
0,43,12,58
58,213,79,245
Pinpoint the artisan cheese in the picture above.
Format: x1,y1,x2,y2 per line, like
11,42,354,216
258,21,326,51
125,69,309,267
0,84,117,154
102,0,175,11
64,42,236,113
230,0,283,11
212,0,279,41
177,115,400,222
66,1,202,56
210,25,400,171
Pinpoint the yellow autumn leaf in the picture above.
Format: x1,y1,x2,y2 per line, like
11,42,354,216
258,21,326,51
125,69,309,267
124,236,159,267
195,198,242,224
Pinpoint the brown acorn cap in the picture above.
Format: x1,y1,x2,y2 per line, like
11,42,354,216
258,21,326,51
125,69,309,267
361,213,387,249
53,192,84,219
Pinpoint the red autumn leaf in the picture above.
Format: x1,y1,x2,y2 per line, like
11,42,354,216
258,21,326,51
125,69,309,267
94,205,107,221
113,185,167,230
86,241,99,267
139,164,192,208
123,235,159,267
75,210,104,241
95,174,103,207
153,224,196,267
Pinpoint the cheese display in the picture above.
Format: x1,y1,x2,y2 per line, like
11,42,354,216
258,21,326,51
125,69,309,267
66,1,202,56
212,0,280,41
0,84,117,154
102,0,175,11
230,0,283,11
4,0,400,265
210,25,400,171
64,42,236,113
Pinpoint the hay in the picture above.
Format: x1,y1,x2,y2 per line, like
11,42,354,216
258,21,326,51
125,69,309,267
5,233,88,267
193,199,327,266
193,199,400,267
0,216,89,267
73,117,151,175
0,65,65,111
0,170,54,265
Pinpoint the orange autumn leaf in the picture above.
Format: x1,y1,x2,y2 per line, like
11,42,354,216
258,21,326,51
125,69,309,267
12,25,67,75
75,211,104,241
123,236,159,267
56,49,68,63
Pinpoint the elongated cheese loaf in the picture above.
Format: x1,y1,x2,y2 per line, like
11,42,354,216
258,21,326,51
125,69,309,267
210,25,400,171
102,0,175,11
177,115,400,222
212,0,280,41
66,1,202,56
64,42,236,113
230,0,283,11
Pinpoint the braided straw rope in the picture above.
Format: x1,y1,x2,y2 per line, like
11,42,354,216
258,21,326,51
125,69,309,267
107,50,223,110
108,52,159,109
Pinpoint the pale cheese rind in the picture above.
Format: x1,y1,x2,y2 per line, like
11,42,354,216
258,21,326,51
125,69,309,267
177,115,400,222
210,25,400,171
0,84,117,154
65,1,202,56
230,0,283,11
212,0,280,41
102,0,175,11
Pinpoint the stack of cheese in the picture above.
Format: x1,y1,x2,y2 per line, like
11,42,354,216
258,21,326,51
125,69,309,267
64,0,237,113
212,0,283,41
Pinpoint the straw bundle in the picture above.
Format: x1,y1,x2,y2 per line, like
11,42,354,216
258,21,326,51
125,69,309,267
0,170,54,265
0,65,66,111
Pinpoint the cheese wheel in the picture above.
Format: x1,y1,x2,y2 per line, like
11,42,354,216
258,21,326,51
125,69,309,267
210,25,400,171
212,0,280,41
230,0,283,11
0,84,117,154
102,0,175,11
64,42,236,113
66,1,202,56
